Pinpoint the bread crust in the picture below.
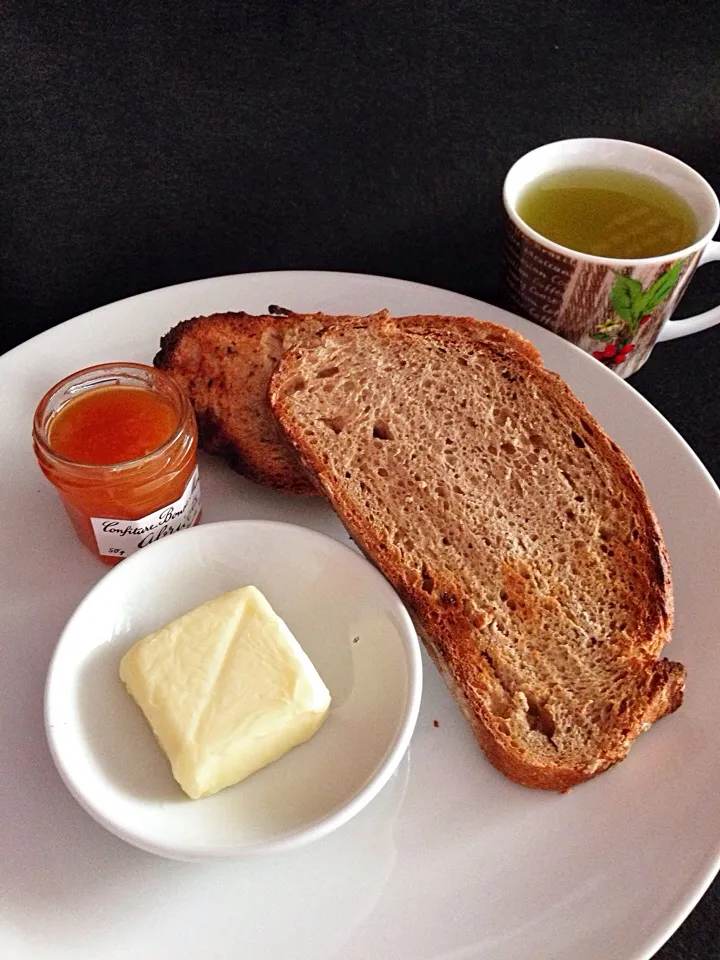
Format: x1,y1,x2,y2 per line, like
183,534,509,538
269,318,683,791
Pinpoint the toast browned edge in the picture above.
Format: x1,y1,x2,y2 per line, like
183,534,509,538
269,320,683,792
155,308,542,494
269,303,544,366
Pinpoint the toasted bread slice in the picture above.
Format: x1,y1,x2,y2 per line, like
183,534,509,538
269,315,684,791
154,309,372,493
154,308,541,494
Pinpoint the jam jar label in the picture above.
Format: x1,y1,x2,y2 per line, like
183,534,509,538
90,467,201,559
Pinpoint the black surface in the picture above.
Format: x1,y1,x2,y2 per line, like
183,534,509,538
2,2,718,956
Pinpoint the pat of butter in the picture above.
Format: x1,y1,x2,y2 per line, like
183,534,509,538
119,585,331,799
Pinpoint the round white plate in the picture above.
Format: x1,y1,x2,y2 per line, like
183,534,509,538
45,520,422,861
1,270,719,960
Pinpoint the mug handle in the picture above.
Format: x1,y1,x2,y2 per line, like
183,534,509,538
657,240,720,341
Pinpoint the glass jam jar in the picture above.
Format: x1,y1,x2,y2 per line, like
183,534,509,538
33,362,201,565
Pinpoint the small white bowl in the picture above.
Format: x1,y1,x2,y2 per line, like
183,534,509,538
45,520,422,861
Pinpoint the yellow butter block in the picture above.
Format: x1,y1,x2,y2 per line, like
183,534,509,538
119,585,331,799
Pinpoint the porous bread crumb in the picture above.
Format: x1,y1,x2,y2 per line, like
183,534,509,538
154,310,540,494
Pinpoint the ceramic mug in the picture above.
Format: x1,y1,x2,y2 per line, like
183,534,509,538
503,138,720,376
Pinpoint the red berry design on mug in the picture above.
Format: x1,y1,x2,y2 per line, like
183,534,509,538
613,344,635,364
589,260,685,370
592,342,617,361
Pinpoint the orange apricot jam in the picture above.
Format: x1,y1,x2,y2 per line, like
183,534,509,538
33,363,200,565
49,386,178,465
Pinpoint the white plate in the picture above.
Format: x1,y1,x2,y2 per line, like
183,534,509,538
44,520,422,861
1,270,719,960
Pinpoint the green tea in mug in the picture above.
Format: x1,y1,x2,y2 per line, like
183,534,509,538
516,167,698,259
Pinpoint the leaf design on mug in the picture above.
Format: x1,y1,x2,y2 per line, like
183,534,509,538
609,275,644,325
637,258,685,316
592,258,686,368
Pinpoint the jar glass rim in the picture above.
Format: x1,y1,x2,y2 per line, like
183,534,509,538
33,362,192,471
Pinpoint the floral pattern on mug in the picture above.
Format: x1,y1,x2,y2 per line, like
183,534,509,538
590,260,686,367
504,212,704,377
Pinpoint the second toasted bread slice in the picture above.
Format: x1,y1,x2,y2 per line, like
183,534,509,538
269,315,684,791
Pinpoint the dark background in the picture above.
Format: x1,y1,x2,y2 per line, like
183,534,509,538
2,2,718,956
